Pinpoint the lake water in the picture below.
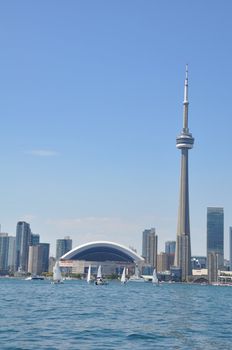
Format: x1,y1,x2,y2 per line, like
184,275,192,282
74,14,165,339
0,278,232,349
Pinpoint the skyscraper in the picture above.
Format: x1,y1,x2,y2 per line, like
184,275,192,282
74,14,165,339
208,251,219,284
175,66,194,281
8,236,16,272
56,236,72,260
28,243,50,275
30,233,40,246
165,241,176,270
15,221,31,272
230,227,232,271
207,207,224,269
0,233,9,274
142,228,158,268
165,241,176,255
0,234,16,274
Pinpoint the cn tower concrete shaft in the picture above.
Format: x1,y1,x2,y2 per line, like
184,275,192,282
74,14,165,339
175,66,194,281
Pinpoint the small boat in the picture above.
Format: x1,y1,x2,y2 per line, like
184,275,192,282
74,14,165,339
152,268,159,285
95,265,108,285
121,267,127,284
25,275,44,281
87,265,93,283
52,261,64,284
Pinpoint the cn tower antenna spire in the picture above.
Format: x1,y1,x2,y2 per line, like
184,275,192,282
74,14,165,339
183,64,189,131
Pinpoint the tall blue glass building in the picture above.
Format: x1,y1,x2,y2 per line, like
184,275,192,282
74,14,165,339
56,236,72,260
207,207,224,269
15,221,31,272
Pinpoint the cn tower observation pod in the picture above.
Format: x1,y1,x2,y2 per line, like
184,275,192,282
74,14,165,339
60,241,144,264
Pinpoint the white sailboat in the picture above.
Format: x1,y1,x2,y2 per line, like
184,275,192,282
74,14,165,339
128,265,145,282
121,267,127,284
152,268,159,285
95,265,107,285
87,265,92,283
52,261,63,284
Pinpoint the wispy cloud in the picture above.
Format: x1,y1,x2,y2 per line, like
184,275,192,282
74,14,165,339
25,149,59,157
19,214,36,222
45,216,141,249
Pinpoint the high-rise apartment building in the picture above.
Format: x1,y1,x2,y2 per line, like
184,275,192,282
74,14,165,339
28,243,50,275
165,241,176,270
30,233,40,246
7,236,16,273
207,207,224,269
208,252,219,284
165,241,176,255
157,252,168,272
0,233,9,274
0,234,16,274
142,228,158,268
175,66,194,281
56,236,72,260
230,227,232,271
15,221,31,272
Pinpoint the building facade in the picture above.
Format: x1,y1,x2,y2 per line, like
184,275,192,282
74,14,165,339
28,243,50,275
165,241,176,270
208,251,219,284
15,221,31,272
191,256,207,269
60,241,144,276
157,252,168,272
142,228,158,268
230,227,232,271
0,233,9,274
207,207,224,269
30,233,40,246
56,236,72,260
165,241,176,255
175,66,194,281
8,236,16,273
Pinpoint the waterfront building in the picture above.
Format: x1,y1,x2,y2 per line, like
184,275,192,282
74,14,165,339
0,233,9,274
60,241,144,276
165,241,176,255
142,228,158,268
191,256,207,269
230,227,232,271
15,221,31,272
7,236,16,273
30,233,40,246
157,252,168,272
207,207,224,269
208,252,219,283
28,243,50,275
165,241,176,270
56,236,72,260
175,66,194,281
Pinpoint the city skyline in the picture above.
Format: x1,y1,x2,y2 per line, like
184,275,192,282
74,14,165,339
0,2,232,257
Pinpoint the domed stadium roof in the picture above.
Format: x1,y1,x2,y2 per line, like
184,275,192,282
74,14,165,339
60,241,144,264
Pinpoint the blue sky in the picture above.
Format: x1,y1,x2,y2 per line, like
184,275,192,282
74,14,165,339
0,1,232,257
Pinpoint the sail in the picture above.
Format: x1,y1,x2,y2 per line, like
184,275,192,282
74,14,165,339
152,268,158,284
87,265,91,283
135,265,140,278
97,265,102,279
53,261,62,281
121,267,126,283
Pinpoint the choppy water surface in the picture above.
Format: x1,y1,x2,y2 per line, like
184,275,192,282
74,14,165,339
0,279,232,349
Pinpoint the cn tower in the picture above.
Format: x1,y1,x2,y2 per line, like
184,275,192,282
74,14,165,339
175,66,194,281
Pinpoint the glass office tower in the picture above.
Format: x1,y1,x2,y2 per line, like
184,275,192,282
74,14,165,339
207,207,224,269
